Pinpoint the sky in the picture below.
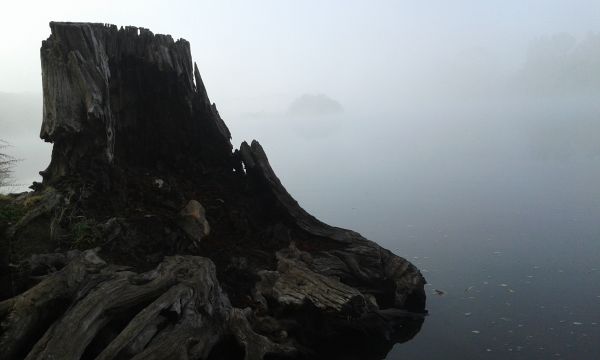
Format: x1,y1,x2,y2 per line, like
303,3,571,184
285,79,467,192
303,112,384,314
1,1,600,104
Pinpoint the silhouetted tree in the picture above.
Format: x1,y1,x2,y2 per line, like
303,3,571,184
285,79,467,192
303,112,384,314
0,140,19,190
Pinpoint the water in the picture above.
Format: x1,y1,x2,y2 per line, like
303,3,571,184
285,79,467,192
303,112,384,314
387,196,600,359
231,96,600,359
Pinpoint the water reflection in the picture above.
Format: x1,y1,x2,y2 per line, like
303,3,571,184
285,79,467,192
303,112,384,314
308,312,424,359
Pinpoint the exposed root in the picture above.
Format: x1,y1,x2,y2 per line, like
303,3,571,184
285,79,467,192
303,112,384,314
0,250,297,360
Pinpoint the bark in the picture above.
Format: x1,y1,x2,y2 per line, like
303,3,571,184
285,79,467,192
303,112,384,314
0,22,427,359
0,250,295,360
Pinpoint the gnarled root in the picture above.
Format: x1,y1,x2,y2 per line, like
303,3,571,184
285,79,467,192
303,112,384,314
0,250,294,360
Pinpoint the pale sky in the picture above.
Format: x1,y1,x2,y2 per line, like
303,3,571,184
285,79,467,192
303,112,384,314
1,0,600,113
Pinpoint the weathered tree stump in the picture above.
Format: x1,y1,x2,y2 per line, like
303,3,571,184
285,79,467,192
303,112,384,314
0,22,426,360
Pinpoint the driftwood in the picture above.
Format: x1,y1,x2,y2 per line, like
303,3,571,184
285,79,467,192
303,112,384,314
0,22,426,359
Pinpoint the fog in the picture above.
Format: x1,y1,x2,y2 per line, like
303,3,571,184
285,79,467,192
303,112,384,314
1,2,600,357
1,2,599,196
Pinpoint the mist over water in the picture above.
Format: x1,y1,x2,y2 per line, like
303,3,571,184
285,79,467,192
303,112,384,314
221,44,600,356
242,97,600,358
1,2,600,357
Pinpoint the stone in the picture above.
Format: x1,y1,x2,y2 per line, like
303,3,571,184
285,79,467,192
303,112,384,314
178,200,210,244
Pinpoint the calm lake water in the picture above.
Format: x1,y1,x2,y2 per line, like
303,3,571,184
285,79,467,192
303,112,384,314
386,169,600,359
238,96,600,359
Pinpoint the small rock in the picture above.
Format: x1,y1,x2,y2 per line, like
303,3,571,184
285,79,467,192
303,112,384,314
178,200,210,245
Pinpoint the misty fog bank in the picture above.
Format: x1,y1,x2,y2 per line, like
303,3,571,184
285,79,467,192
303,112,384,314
1,32,600,220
